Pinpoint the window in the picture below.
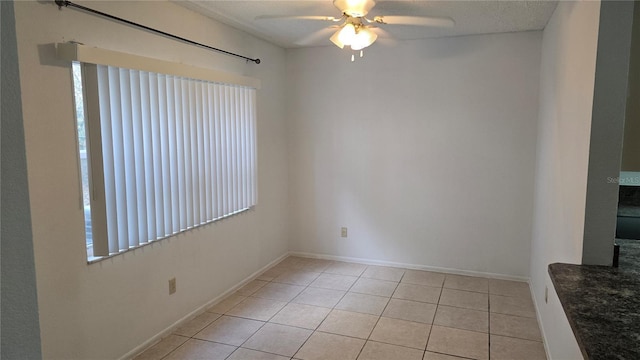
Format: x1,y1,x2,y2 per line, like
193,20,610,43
73,62,257,260
72,63,94,255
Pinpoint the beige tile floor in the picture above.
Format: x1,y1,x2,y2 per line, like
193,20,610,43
135,257,547,360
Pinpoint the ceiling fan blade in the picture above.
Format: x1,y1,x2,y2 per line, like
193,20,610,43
294,26,340,46
255,15,342,22
368,26,391,38
369,27,397,46
373,15,455,28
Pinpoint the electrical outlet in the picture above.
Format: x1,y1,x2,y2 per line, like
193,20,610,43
544,286,548,304
341,227,348,238
169,277,176,295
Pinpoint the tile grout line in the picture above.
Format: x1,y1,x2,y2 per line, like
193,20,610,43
238,261,324,358
158,312,225,360
228,295,271,354
488,281,492,360
158,334,191,360
354,267,405,359
287,262,333,359
424,274,445,357
160,310,230,360
214,286,272,359
427,350,477,360
290,261,365,359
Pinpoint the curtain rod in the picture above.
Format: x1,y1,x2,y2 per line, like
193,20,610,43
54,0,261,64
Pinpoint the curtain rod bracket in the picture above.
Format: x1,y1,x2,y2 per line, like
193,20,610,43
53,0,261,65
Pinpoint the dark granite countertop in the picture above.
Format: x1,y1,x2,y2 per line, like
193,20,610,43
548,262,640,360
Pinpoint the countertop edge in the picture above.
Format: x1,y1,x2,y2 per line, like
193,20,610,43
548,263,590,360
547,262,640,360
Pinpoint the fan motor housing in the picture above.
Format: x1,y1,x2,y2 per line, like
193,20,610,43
333,0,376,17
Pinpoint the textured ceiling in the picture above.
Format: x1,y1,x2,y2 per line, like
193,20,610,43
176,0,558,48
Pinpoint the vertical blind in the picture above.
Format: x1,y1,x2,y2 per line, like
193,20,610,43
89,64,257,256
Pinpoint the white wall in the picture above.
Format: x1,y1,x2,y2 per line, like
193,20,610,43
14,1,288,359
286,32,541,277
529,1,601,358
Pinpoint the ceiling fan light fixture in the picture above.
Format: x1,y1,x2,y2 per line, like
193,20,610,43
256,0,456,50
350,27,377,50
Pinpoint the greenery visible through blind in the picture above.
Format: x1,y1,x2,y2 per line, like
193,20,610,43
77,63,257,258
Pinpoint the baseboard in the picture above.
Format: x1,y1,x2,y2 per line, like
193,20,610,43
119,251,290,360
289,251,530,282
530,282,552,360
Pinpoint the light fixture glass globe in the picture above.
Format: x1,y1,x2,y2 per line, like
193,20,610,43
330,29,345,49
350,27,377,50
337,23,356,46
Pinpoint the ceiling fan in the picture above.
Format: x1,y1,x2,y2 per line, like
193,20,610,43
256,0,455,54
